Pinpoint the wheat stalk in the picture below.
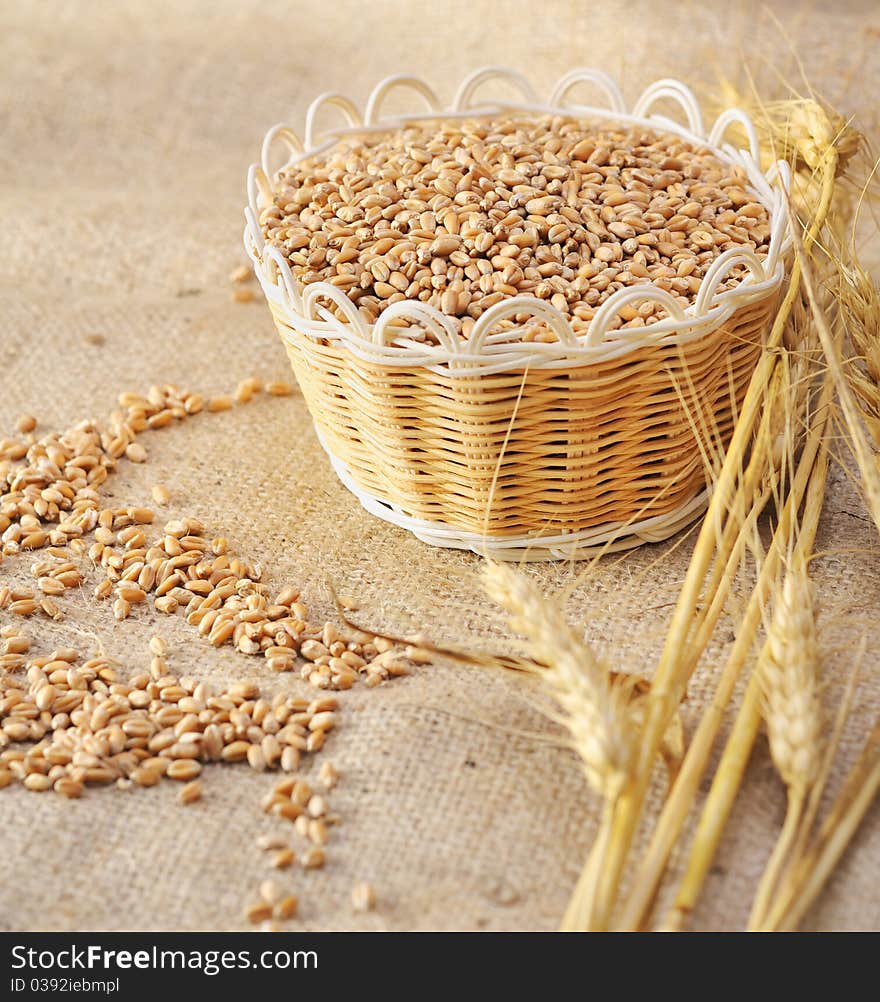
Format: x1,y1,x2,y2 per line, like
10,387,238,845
606,86,858,931
620,298,832,929
584,92,849,931
658,263,841,932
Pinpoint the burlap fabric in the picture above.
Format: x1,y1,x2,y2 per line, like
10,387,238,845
1,0,878,932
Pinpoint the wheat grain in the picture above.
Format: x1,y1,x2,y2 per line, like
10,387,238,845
151,483,171,505
245,901,273,924
271,848,295,869
178,779,202,804
274,895,298,920
265,381,293,396
351,882,376,912
259,879,282,904
301,847,325,869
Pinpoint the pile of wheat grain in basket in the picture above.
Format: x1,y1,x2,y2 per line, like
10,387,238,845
262,115,772,339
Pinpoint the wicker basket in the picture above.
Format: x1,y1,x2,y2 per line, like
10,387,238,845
244,67,790,560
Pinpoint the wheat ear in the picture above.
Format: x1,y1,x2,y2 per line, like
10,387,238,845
482,561,634,801
837,259,880,447
748,561,822,929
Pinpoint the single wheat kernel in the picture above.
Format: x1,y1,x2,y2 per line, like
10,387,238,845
273,802,302,823
301,847,325,869
259,879,281,904
247,745,267,772
273,777,296,798
178,779,202,804
207,396,233,413
166,759,202,781
318,761,338,790
266,381,293,396
289,780,311,807
151,484,171,505
54,777,84,798
40,597,63,621
234,377,262,404
24,773,53,792
232,287,255,303
125,443,147,463
229,264,251,284
3,635,30,655
246,901,273,924
221,740,250,762
274,895,298,920
308,819,327,846
405,646,433,664
307,794,327,818
257,834,289,851
271,848,295,869
149,636,167,657
262,792,284,814
117,584,146,604
351,882,376,913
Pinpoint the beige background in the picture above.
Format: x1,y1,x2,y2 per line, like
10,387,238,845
1,0,878,931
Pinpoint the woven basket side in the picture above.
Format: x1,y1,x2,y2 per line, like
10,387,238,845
273,292,775,539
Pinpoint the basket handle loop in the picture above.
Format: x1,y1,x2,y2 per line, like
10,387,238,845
632,79,704,136
262,245,303,311
372,301,461,353
587,286,688,346
694,248,766,313
762,160,791,276
301,282,371,340
304,93,362,150
468,296,578,353
364,75,442,126
765,157,792,191
549,68,626,114
452,66,538,112
247,163,273,218
243,205,264,256
707,108,761,162
261,123,305,179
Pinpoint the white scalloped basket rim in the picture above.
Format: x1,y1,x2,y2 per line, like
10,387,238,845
243,66,792,375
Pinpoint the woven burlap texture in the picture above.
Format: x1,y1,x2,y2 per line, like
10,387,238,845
1,0,878,932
